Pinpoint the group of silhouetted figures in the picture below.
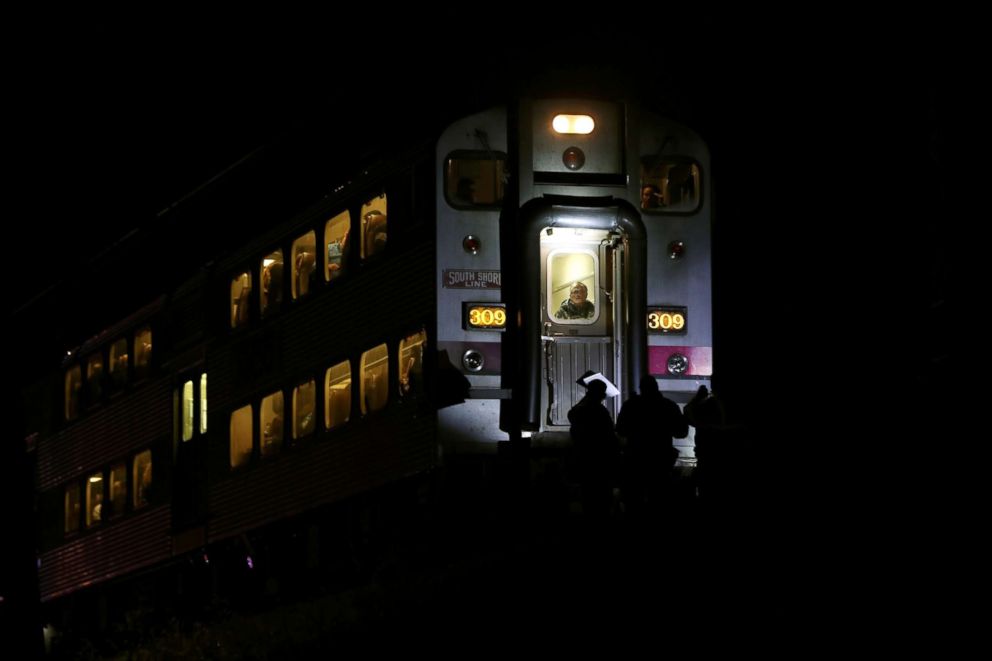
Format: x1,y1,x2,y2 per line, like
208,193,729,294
568,375,725,521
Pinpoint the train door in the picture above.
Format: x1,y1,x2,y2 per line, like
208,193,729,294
539,223,624,426
515,198,646,434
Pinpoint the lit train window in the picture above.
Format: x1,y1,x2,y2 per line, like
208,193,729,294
86,353,104,405
547,250,599,325
292,231,317,299
639,158,701,213
86,472,103,528
134,326,152,379
181,380,194,442
361,344,389,414
361,194,388,259
231,272,252,328
108,463,126,518
292,379,316,439
229,405,253,469
399,329,426,400
133,450,152,509
64,482,80,534
324,209,350,282
200,373,208,434
260,391,284,456
445,151,507,208
109,338,128,389
64,365,81,421
325,360,352,430
260,249,284,317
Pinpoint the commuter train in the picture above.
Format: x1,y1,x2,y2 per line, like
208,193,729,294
22,93,712,649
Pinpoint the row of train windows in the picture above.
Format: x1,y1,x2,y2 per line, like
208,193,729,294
229,329,426,469
443,151,702,214
231,194,387,328
64,449,152,535
64,326,153,422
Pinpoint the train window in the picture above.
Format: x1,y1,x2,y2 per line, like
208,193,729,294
230,405,253,469
292,379,316,440
200,373,208,434
547,250,599,324
133,450,152,509
445,151,507,208
639,159,701,213
86,353,104,405
261,249,284,317
324,209,350,282
231,272,253,328
134,326,152,380
399,329,426,400
86,472,103,528
64,365,81,421
260,391,284,456
109,338,128,389
108,463,126,518
64,483,80,534
360,194,388,260
361,344,389,414
182,379,194,442
325,360,352,430
292,231,317,299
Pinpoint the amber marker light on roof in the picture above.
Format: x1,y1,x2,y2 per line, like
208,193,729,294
552,114,595,135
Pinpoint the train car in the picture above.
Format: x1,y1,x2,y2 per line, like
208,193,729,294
437,98,711,452
21,93,711,652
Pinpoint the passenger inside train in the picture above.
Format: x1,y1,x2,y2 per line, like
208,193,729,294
554,282,595,320
640,183,664,209
363,210,387,257
327,229,348,277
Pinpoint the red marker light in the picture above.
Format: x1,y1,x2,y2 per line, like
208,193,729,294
562,147,585,171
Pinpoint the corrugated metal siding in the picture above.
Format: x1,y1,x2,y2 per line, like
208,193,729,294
37,380,172,491
38,505,171,602
550,340,615,425
209,411,434,541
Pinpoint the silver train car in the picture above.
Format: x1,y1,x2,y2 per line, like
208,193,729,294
437,98,712,453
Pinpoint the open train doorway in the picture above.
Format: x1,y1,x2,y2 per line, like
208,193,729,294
515,197,646,434
539,225,624,427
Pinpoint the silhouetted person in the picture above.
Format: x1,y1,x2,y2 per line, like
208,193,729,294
433,349,470,409
616,375,688,517
684,385,726,501
568,378,619,522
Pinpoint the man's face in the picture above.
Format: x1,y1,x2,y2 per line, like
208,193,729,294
641,187,653,205
569,284,587,305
